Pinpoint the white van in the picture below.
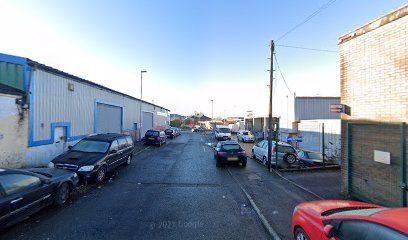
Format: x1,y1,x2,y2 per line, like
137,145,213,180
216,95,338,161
214,125,231,141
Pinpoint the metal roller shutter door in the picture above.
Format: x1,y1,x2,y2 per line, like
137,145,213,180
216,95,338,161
95,103,122,134
141,112,153,137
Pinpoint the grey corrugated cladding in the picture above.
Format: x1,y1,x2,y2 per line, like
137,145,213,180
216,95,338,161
295,97,341,120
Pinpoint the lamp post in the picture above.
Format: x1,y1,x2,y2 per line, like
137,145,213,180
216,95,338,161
210,99,214,119
139,70,147,140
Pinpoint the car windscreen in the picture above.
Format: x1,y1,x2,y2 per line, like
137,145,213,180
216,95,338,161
243,132,249,135
276,145,295,154
218,128,230,133
222,144,241,151
145,131,159,137
72,140,110,153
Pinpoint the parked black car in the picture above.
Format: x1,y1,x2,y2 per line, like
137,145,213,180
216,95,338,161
214,141,247,167
0,168,78,230
164,128,178,138
297,150,324,167
143,130,167,146
51,133,134,183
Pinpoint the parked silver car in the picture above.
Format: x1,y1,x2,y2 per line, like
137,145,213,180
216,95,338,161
251,140,297,167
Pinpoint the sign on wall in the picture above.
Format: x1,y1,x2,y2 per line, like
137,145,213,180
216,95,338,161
287,136,303,143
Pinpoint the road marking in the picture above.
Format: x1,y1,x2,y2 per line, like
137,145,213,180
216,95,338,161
227,168,281,240
134,146,151,155
202,146,206,152
272,169,324,200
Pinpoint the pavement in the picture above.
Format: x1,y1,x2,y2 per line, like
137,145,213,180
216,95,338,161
0,131,343,240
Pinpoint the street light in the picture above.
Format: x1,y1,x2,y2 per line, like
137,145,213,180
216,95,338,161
140,70,147,100
210,99,214,119
139,70,147,140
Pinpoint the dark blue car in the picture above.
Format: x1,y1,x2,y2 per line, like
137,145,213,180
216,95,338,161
143,130,167,146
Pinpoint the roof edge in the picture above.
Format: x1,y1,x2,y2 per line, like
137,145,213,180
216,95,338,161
26,59,170,111
338,4,408,44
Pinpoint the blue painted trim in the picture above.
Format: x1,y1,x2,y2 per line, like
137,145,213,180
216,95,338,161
29,122,87,147
28,68,86,147
94,99,124,133
0,53,27,65
0,53,29,92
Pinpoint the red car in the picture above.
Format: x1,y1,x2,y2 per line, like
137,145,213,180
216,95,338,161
292,200,408,240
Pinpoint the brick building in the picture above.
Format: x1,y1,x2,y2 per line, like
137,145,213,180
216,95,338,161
339,4,407,207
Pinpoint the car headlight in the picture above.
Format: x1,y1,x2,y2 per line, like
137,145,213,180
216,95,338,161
78,165,95,172
47,162,55,168
73,173,78,178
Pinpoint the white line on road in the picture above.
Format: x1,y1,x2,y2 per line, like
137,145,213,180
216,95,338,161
227,168,281,240
202,146,206,152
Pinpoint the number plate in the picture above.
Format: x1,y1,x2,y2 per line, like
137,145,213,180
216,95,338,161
227,157,238,161
149,137,154,140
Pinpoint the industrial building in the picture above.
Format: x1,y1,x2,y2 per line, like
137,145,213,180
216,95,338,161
339,5,407,207
293,96,341,162
0,53,170,168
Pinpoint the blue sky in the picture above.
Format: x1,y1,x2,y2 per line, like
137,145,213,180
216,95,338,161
0,0,406,124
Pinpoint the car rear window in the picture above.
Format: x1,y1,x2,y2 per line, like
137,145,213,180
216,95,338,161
146,131,159,137
277,145,295,154
307,152,323,160
218,128,231,133
222,144,241,151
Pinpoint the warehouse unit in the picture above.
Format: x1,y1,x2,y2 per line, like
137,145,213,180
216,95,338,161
0,53,170,168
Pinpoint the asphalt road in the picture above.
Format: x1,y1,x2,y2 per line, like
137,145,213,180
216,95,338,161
0,132,270,240
0,131,342,240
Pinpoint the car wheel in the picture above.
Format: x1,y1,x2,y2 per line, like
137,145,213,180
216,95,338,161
284,154,297,165
241,159,247,167
95,166,106,183
295,228,310,240
252,150,256,159
125,155,132,166
54,182,70,206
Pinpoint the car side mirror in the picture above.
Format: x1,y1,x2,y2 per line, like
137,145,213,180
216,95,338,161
109,149,117,154
68,145,73,150
323,224,335,238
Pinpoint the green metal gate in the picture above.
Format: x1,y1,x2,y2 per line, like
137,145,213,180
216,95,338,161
346,122,407,207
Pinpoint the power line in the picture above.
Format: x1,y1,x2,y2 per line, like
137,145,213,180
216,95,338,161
276,0,338,42
274,53,293,95
276,44,338,53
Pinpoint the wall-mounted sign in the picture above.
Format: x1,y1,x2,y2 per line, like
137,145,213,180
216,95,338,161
330,104,345,113
287,136,302,143
374,150,391,165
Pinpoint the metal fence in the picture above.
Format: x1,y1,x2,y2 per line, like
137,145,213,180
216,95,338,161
346,122,407,207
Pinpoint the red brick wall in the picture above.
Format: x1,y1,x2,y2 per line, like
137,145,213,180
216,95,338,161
339,6,408,205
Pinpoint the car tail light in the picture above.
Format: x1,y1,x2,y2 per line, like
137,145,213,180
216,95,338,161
218,152,227,156
238,151,246,156
272,147,276,153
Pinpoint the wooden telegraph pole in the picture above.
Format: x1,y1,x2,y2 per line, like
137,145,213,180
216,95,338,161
267,40,275,171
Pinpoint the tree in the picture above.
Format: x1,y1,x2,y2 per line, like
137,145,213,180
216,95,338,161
170,119,182,128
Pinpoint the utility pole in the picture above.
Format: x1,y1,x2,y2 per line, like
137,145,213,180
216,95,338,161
267,40,275,171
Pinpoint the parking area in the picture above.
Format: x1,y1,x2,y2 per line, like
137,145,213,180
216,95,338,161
210,132,343,201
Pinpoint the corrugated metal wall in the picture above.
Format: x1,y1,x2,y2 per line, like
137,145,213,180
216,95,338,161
32,69,169,142
95,103,122,133
0,62,24,91
295,97,340,121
